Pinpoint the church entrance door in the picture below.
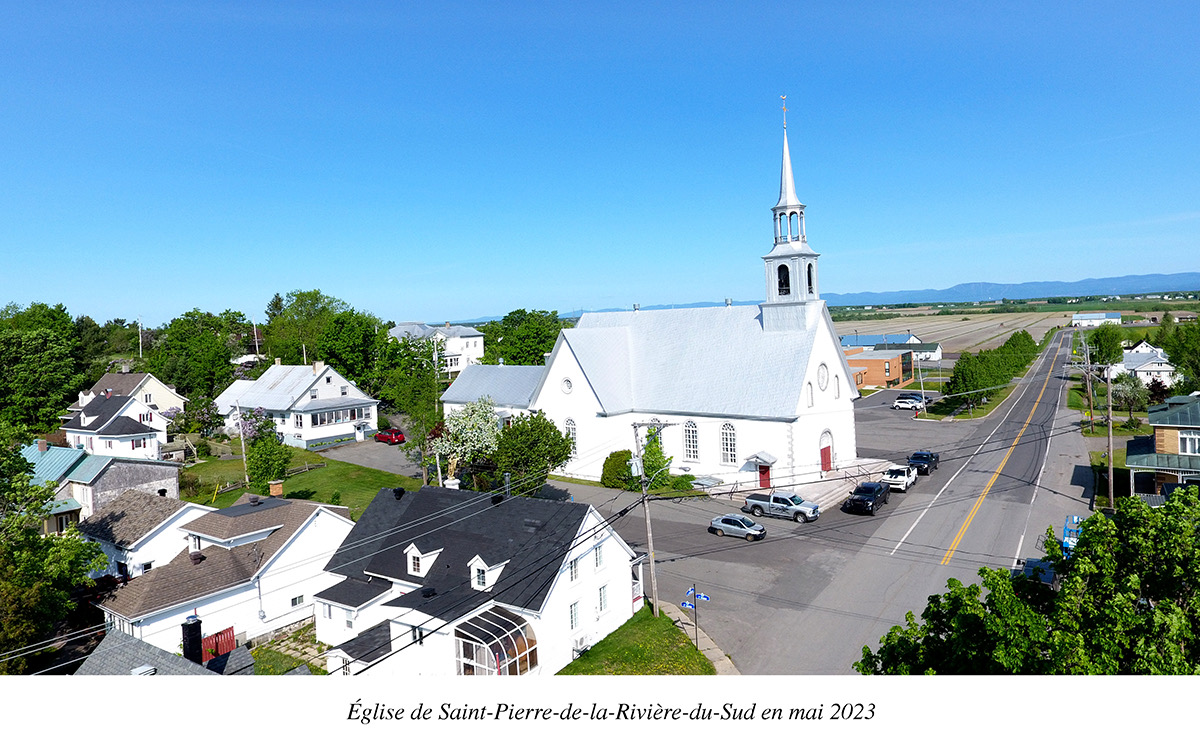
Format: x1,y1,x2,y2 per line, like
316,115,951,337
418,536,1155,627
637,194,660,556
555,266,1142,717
819,430,834,472
758,465,771,488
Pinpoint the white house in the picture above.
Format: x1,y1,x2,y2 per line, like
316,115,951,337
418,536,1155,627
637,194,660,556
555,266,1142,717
1072,312,1122,327
68,369,188,419
61,393,169,460
389,322,485,377
77,489,215,580
441,124,860,491
213,360,380,449
98,494,355,652
1113,344,1179,386
316,486,641,676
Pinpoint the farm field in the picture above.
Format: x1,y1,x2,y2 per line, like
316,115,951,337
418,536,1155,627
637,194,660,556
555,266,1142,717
833,310,1071,353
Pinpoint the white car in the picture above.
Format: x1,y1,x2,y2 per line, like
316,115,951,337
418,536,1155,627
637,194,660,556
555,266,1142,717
880,466,918,492
892,398,924,410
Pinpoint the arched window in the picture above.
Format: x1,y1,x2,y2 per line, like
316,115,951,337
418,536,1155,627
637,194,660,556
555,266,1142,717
834,375,841,399
721,423,736,465
777,264,790,296
789,212,799,239
564,418,577,458
684,421,698,461
807,382,814,407
807,263,815,295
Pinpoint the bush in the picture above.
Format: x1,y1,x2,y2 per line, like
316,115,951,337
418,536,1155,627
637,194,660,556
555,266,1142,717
180,470,202,500
377,415,391,431
670,474,696,492
601,450,636,490
195,439,212,457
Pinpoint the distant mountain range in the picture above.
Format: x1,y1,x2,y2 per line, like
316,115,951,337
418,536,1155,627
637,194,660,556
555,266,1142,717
451,272,1200,324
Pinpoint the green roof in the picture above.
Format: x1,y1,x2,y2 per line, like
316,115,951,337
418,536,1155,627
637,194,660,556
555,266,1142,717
1149,396,1200,428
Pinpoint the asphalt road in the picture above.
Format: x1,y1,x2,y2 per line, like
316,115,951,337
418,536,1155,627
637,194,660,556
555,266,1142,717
584,328,1088,674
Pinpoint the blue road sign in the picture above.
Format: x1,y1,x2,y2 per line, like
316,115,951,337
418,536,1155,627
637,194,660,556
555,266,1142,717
686,587,694,597
696,593,710,602
681,601,696,610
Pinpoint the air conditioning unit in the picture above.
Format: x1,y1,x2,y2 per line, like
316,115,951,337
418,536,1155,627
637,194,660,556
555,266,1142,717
571,636,591,659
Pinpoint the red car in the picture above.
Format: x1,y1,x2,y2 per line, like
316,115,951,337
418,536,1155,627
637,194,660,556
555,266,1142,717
374,428,406,445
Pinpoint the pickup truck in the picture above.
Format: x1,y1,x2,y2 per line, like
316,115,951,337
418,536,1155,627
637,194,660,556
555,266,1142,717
907,450,940,475
879,465,918,492
742,491,820,523
843,482,890,515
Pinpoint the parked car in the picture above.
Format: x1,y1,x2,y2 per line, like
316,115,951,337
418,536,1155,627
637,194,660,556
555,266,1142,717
879,465,918,492
907,450,940,474
709,514,766,541
742,491,820,523
374,428,406,445
892,398,924,410
897,391,934,404
843,482,890,515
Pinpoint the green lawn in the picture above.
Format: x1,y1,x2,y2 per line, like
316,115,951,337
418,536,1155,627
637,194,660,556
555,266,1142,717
557,606,716,675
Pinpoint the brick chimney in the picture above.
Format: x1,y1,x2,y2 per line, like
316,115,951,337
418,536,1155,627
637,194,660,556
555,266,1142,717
37,439,48,452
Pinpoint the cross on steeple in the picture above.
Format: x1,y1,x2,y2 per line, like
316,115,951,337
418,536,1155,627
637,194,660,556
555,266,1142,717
781,94,788,129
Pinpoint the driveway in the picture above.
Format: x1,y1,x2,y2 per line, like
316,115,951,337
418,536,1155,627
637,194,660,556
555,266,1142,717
320,438,423,479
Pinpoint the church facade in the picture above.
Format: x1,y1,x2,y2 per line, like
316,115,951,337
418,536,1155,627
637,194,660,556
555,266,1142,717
442,126,859,492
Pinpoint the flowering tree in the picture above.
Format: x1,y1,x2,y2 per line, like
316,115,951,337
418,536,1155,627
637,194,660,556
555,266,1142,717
430,397,499,481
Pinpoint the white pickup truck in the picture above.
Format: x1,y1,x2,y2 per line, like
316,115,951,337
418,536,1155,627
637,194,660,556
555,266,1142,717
742,491,820,523
879,465,918,492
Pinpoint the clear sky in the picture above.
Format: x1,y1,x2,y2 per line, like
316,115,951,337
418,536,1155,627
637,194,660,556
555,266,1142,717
2,2,1198,327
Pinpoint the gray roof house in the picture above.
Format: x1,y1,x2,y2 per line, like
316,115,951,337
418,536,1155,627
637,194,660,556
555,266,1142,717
77,489,214,580
315,486,642,676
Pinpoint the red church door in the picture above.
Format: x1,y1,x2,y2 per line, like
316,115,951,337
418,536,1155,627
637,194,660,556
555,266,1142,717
820,446,833,472
758,465,771,488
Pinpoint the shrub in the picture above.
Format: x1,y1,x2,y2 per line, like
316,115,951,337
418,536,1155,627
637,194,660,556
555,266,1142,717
377,415,392,431
670,474,696,492
195,439,212,457
601,450,636,490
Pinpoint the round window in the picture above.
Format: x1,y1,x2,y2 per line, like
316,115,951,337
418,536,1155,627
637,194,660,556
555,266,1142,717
561,378,573,394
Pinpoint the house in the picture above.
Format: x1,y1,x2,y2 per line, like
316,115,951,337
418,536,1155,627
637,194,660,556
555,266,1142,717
315,486,642,676
842,347,915,388
68,368,187,418
212,360,380,449
1112,344,1179,387
74,627,256,676
838,333,921,348
440,124,861,491
1125,395,1200,499
1071,312,1122,327
61,393,168,460
97,494,355,653
77,489,215,580
20,440,182,535
873,341,943,363
389,322,485,377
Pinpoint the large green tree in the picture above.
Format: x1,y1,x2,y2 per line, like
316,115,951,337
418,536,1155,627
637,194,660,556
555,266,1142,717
1088,323,1124,366
856,486,1200,674
479,309,564,366
263,289,350,365
378,335,443,485
0,425,106,674
0,329,86,431
147,309,237,399
493,411,573,497
430,397,499,483
315,310,383,389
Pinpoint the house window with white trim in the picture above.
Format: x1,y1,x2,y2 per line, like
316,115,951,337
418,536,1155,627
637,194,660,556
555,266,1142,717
412,555,420,574
569,602,579,630
598,585,608,613
322,603,332,619
1182,430,1200,455
340,385,348,396
569,557,579,581
721,423,736,464
310,389,317,400
476,568,486,587
684,421,698,461
291,595,304,607
594,543,604,569
294,414,303,428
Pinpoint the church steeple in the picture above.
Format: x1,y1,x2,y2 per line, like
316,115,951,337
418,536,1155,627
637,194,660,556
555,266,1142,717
763,98,820,308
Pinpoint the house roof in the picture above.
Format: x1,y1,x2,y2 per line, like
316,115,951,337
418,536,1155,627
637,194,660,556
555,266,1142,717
62,394,135,433
1125,435,1200,473
315,576,391,608
1148,396,1200,428
213,364,378,412
19,443,88,485
561,303,847,419
77,490,198,548
332,620,394,664
840,333,919,347
389,323,483,341
874,342,941,353
1073,312,1122,320
1123,350,1174,371
74,631,253,675
87,372,152,398
212,379,255,415
440,365,545,408
99,495,341,620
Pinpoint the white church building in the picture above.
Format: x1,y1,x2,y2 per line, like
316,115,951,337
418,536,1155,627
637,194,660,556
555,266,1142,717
441,125,859,492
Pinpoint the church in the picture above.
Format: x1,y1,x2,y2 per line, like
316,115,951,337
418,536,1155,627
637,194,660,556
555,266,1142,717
441,125,859,492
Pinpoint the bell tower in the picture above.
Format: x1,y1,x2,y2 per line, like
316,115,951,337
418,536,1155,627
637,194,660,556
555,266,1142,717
763,97,819,307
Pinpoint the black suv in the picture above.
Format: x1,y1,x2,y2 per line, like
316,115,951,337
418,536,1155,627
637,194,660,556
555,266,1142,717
843,482,891,515
907,451,940,475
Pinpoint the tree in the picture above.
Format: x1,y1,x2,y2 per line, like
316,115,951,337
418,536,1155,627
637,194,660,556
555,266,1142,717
1111,372,1148,424
239,408,291,491
265,293,285,324
316,310,380,388
430,397,499,482
147,309,237,399
0,328,86,431
1154,312,1176,348
641,428,673,489
0,425,105,673
263,289,350,365
378,335,443,485
493,411,573,496
855,486,1200,674
1088,323,1124,366
479,309,564,366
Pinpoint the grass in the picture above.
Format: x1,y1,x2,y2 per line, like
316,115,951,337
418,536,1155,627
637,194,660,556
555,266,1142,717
250,645,327,675
557,606,715,675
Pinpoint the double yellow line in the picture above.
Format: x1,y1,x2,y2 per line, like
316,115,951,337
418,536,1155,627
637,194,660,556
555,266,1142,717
940,332,1065,565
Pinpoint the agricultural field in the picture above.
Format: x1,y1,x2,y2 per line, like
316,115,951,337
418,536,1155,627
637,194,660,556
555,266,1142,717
833,310,1071,354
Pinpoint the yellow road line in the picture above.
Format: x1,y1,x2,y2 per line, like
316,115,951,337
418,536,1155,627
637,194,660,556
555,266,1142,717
940,332,1065,565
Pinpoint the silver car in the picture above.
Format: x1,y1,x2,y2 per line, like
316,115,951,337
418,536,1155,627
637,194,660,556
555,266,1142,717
709,514,766,541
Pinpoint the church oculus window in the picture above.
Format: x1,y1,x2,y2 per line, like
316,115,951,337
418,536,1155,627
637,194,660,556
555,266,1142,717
777,265,790,296
561,377,573,394
721,423,737,464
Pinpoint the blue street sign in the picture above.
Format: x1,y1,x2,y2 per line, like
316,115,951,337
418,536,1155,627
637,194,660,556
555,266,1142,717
696,593,710,602
681,601,696,610
686,587,694,597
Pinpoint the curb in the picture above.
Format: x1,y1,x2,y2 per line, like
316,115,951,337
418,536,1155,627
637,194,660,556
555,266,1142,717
660,602,739,675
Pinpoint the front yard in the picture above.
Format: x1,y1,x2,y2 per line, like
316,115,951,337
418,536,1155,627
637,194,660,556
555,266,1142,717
558,606,715,675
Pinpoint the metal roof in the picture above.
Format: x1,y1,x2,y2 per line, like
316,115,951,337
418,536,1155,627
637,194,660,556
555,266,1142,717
441,365,545,408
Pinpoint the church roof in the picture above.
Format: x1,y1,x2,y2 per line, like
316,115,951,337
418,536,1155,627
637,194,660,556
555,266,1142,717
562,302,849,420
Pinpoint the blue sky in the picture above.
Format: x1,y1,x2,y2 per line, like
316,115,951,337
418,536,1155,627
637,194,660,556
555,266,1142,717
2,2,1198,327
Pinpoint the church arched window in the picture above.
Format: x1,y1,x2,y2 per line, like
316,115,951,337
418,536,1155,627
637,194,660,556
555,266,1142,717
777,265,790,296
834,375,841,399
684,421,698,461
807,382,814,407
807,263,815,295
721,423,736,465
564,418,577,458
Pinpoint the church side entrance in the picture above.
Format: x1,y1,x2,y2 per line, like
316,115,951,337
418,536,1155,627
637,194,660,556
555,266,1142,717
819,431,833,472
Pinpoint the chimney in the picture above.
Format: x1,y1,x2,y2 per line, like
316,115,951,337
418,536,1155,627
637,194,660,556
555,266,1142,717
445,321,450,328
121,363,130,374
105,389,112,399
181,615,203,664
725,298,732,307
189,551,203,565
269,480,283,497
37,439,48,452
275,358,281,366
313,360,322,374
633,303,640,312
392,487,406,500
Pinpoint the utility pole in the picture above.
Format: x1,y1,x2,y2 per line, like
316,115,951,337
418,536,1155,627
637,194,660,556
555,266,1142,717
631,421,677,618
1107,363,1114,509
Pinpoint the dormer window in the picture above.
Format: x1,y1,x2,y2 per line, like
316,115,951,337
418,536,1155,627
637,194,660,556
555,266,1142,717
412,555,420,573
476,568,486,587
405,544,441,578
468,555,504,591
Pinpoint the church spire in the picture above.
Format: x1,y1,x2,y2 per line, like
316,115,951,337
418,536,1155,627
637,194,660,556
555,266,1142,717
775,97,802,212
763,99,819,310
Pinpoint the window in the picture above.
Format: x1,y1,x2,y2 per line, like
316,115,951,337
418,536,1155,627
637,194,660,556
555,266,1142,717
885,362,891,376
564,418,577,458
569,557,579,581
191,535,201,551
144,393,152,403
326,376,332,384
683,421,698,461
56,514,74,534
777,264,790,296
309,389,317,400
835,375,841,399
340,385,348,396
569,602,579,631
294,414,303,429
411,555,420,574
721,423,737,464
345,609,353,629
476,568,486,587
322,603,332,619
594,543,604,569
105,440,113,450
1182,430,1200,455
291,595,304,607
807,382,814,407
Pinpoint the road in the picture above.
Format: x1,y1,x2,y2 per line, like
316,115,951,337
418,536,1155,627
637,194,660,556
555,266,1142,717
583,328,1089,674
